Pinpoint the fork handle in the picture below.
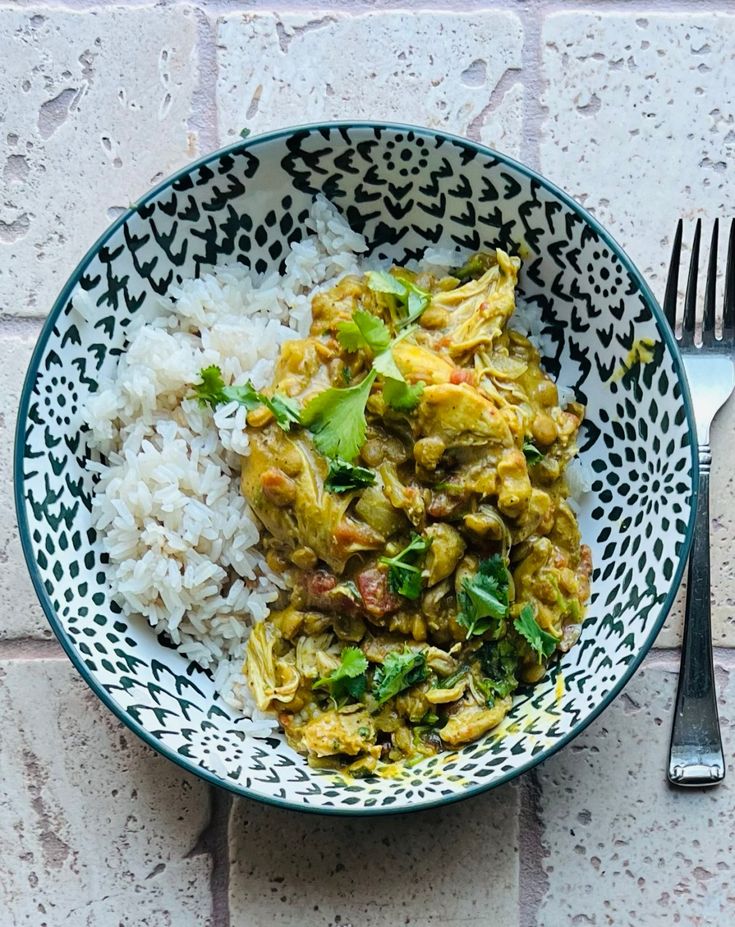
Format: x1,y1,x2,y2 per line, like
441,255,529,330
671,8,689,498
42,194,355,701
668,446,725,787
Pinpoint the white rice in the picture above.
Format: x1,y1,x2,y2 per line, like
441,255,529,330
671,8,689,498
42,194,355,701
84,201,589,730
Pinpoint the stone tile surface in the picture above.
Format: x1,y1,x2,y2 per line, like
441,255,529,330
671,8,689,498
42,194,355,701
216,11,524,155
0,8,199,318
228,783,520,926
540,12,735,293
536,655,735,925
0,327,50,639
0,658,213,926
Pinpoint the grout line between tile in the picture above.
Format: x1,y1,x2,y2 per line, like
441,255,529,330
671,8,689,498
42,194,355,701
0,316,46,337
518,769,548,927
517,1,544,171
0,638,64,660
189,6,219,154
645,646,735,668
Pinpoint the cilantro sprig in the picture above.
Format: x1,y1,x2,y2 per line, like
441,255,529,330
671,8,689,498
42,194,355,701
192,365,301,431
313,646,369,705
477,639,519,706
337,309,391,354
301,369,377,461
522,440,544,466
457,555,510,639
373,647,428,704
365,270,431,328
514,603,559,662
304,300,426,463
324,457,376,494
379,533,432,600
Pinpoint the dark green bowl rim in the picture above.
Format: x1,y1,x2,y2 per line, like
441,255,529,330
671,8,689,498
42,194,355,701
14,121,698,815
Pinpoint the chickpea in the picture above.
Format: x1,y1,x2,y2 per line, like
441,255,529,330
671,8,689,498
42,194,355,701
534,379,558,406
419,305,450,329
414,435,446,470
291,547,318,570
532,412,559,446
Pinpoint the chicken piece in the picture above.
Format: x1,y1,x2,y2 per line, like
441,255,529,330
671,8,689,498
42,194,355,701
310,275,372,335
241,427,383,572
424,523,466,586
379,461,425,527
510,489,553,544
440,696,512,746
415,383,512,449
300,706,376,757
497,447,532,518
430,250,520,357
391,342,457,385
245,622,301,711
272,337,333,400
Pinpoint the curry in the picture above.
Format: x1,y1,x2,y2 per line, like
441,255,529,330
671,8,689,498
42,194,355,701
236,250,591,773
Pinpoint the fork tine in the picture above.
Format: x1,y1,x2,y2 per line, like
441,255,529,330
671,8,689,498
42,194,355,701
663,219,683,333
681,218,702,346
702,219,719,343
724,218,735,343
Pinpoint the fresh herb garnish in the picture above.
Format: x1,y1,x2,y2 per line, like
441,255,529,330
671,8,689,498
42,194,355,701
365,270,431,328
193,365,301,431
313,646,368,704
382,377,424,411
379,533,432,600
452,251,496,281
324,457,376,494
514,603,559,663
477,639,519,706
522,440,544,465
337,309,391,354
301,369,377,462
372,647,428,704
457,554,510,639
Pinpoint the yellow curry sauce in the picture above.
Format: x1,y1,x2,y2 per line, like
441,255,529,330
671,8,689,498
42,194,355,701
239,250,591,773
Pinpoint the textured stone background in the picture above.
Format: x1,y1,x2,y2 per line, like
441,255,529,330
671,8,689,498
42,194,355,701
2,1,734,924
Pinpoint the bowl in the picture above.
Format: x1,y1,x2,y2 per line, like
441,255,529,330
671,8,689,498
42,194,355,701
15,122,697,814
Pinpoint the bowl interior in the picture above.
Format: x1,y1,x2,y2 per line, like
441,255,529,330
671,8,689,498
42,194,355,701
16,124,695,813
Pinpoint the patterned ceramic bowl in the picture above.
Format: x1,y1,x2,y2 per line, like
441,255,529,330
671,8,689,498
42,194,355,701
15,123,697,814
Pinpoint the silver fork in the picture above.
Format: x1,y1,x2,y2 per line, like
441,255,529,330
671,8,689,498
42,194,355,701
664,218,734,787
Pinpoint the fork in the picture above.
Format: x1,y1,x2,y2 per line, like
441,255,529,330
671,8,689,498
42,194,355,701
664,218,734,787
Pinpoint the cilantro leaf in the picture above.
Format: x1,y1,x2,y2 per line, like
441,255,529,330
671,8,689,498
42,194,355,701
457,554,510,639
301,370,377,462
522,441,544,465
365,270,431,327
324,457,376,493
313,646,369,705
372,647,428,704
365,270,408,297
382,377,424,411
379,533,431,600
192,366,300,431
398,284,431,329
372,347,405,382
337,309,391,354
477,639,519,706
514,603,559,663
262,393,302,430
